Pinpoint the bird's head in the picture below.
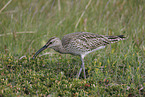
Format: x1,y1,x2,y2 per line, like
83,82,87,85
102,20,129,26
33,37,61,59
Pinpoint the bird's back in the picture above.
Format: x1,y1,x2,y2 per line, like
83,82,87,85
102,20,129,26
61,32,125,56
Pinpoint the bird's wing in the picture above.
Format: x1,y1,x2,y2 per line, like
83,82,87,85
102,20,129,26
73,32,111,51
62,32,110,51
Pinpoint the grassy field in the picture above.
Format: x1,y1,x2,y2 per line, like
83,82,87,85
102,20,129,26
0,0,144,96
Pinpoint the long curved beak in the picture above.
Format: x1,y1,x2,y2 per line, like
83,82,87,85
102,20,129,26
33,45,47,59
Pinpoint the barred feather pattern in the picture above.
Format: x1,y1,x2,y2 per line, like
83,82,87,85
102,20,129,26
61,32,126,55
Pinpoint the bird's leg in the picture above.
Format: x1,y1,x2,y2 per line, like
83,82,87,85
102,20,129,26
81,57,86,79
77,56,86,79
77,66,82,79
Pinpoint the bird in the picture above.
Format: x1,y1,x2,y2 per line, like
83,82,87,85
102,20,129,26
33,32,126,79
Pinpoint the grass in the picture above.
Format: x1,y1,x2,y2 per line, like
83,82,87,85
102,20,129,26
0,0,145,96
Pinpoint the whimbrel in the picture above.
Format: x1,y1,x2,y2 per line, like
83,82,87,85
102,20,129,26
33,32,126,79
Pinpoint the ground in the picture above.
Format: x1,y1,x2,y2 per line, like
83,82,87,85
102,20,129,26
0,0,144,96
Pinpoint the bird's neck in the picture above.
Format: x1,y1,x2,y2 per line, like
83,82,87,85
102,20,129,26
52,44,68,54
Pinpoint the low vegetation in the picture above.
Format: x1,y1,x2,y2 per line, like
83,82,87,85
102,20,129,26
0,0,144,96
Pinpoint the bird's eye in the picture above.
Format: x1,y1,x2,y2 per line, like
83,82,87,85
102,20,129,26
49,42,52,44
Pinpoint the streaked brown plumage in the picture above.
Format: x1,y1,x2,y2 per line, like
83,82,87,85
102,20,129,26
33,32,126,79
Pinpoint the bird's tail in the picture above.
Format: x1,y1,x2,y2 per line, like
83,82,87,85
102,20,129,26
106,35,126,43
